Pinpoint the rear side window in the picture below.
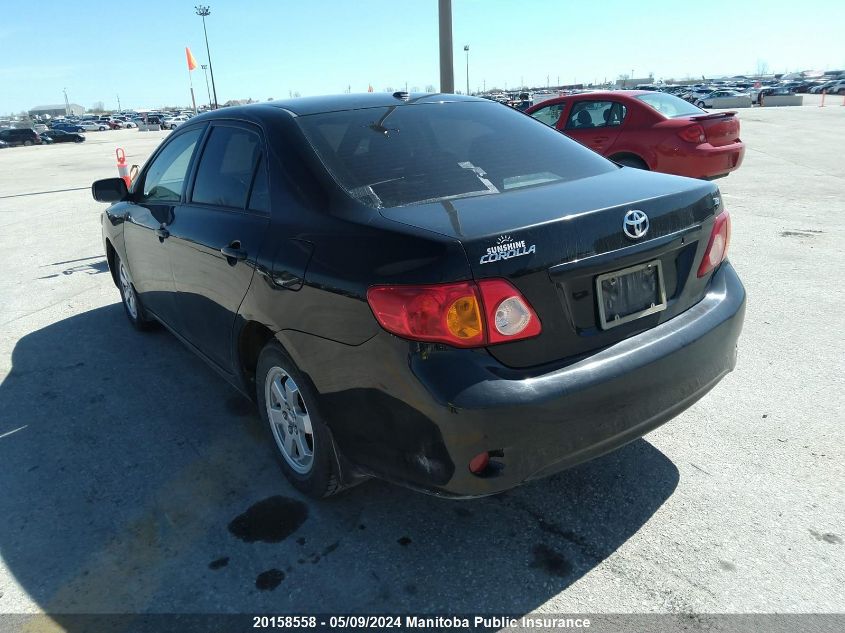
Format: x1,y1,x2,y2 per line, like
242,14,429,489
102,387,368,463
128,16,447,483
297,101,615,209
140,127,203,202
192,126,262,209
636,92,704,118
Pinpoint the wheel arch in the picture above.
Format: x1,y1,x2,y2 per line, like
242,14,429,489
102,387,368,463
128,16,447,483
236,320,277,398
608,151,651,170
104,238,119,288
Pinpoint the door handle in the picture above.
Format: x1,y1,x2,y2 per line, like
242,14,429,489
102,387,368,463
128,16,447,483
156,226,169,240
593,136,609,142
221,241,247,263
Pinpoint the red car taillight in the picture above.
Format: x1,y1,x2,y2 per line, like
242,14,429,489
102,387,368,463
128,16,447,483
678,124,706,144
367,279,541,348
697,210,731,277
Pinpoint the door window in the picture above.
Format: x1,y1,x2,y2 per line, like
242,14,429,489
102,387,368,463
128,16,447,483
191,126,263,209
529,102,565,127
140,128,203,202
565,101,627,129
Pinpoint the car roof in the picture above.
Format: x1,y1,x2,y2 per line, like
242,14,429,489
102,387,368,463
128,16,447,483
190,92,484,122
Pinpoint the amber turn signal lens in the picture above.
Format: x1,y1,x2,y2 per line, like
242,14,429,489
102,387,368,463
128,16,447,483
446,295,482,340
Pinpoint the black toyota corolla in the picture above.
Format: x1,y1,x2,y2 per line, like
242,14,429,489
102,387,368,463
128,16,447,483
92,93,745,498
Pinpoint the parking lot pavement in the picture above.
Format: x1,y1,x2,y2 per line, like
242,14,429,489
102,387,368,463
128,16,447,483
0,109,843,621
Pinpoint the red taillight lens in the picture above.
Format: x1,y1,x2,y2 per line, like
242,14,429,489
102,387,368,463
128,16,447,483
476,278,542,345
697,210,731,277
678,124,706,144
366,279,541,348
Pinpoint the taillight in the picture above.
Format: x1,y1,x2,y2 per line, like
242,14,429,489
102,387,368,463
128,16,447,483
697,210,731,277
476,278,542,344
678,124,706,144
367,279,541,348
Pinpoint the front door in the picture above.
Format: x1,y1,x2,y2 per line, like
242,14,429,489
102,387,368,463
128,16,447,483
123,126,205,327
166,122,271,371
562,100,626,155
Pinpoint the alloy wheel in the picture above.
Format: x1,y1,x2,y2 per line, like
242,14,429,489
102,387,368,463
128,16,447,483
265,367,314,474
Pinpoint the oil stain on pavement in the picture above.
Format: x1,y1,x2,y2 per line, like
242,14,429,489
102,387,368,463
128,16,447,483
228,496,308,543
255,569,285,591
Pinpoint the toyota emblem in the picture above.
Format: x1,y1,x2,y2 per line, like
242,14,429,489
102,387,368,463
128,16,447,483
623,210,649,239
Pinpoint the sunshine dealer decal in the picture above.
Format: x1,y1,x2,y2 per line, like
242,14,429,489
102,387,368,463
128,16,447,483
479,234,537,265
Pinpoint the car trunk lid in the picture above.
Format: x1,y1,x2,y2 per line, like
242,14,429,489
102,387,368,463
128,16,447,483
689,111,741,147
380,168,721,368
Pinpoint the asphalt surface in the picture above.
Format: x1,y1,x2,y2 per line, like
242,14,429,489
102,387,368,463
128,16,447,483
0,101,843,625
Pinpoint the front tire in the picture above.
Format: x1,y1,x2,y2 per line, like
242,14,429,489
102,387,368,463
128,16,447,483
116,255,155,330
256,342,342,498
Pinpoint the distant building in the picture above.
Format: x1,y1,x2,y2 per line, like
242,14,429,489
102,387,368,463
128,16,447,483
29,103,84,118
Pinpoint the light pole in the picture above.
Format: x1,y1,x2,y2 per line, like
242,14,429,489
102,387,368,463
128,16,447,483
200,64,212,108
438,0,454,93
116,94,121,112
195,5,219,108
63,88,70,116
463,45,469,95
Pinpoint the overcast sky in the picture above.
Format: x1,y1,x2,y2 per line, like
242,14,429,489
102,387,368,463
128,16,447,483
2,0,843,113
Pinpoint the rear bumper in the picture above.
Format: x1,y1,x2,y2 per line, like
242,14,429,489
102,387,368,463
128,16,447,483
658,141,745,179
306,262,745,497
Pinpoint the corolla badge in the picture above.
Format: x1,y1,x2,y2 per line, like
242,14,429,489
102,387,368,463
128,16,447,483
479,234,536,264
623,209,649,239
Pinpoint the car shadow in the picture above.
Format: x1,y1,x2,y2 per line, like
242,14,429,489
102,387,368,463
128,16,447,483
0,304,679,622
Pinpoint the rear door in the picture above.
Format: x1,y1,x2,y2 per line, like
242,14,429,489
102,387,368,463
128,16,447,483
563,100,626,154
166,121,270,371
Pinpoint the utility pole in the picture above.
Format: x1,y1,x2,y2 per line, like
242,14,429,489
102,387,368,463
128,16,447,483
464,45,470,95
116,95,122,112
195,6,219,108
438,0,454,93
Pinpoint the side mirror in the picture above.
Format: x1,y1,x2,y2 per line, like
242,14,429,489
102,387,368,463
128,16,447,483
92,177,128,203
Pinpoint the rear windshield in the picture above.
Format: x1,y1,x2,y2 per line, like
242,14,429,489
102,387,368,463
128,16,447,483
635,92,704,118
296,101,615,209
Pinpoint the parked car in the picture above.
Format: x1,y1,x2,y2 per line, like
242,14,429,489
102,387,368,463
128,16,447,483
41,129,85,143
0,139,8,149
526,90,745,180
32,123,49,133
823,80,845,95
91,94,745,498
38,133,54,144
0,128,42,146
51,122,85,132
163,115,189,129
79,121,109,131
695,90,753,109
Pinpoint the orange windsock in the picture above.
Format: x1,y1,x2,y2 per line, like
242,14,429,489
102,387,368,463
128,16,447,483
186,47,198,71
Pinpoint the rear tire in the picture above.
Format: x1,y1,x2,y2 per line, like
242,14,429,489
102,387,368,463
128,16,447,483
23,140,32,146
256,342,342,498
116,255,155,331
613,155,649,170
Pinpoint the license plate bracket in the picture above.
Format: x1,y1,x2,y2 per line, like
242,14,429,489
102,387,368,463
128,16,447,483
596,260,667,330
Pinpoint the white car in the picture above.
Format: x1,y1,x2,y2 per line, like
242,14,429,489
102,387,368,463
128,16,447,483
695,90,753,109
163,115,189,130
79,121,109,131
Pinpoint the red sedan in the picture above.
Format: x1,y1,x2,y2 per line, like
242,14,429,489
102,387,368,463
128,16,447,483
525,91,745,180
